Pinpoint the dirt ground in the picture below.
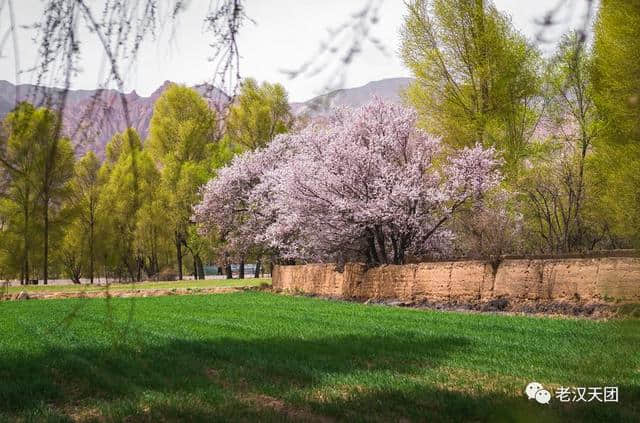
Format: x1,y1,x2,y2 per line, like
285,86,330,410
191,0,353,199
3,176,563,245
289,293,640,319
1,286,246,301
5,285,638,319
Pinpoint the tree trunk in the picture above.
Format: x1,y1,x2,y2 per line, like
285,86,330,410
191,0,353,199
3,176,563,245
89,212,94,284
239,258,245,279
366,229,380,266
43,198,49,285
175,232,183,280
374,226,388,264
195,255,205,280
254,258,261,278
153,254,159,278
23,190,29,284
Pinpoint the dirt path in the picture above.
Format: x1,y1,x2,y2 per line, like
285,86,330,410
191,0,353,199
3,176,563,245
2,286,246,301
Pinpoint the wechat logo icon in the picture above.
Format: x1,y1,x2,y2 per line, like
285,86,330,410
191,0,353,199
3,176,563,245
525,382,551,405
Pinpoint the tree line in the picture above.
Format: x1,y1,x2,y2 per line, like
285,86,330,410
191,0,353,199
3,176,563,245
1,0,639,282
0,80,291,284
397,0,640,257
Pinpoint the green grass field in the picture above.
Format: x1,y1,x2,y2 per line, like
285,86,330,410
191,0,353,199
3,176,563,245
5,278,270,295
1,292,638,422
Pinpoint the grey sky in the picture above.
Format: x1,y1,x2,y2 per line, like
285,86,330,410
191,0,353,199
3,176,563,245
0,0,595,102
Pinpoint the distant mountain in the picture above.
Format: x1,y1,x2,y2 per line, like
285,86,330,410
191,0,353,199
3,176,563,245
291,77,413,116
0,77,413,158
0,80,229,159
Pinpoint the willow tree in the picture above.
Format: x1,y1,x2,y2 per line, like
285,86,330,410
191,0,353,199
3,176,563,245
99,128,158,281
590,0,640,246
401,0,542,174
33,111,75,285
0,103,38,283
226,79,293,151
0,102,74,284
148,84,218,280
67,151,102,283
592,0,640,145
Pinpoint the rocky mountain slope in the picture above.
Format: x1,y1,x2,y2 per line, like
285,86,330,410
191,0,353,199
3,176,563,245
0,80,228,158
0,77,413,157
291,77,413,115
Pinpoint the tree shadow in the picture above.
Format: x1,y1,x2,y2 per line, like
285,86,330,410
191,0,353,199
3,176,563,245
1,329,638,421
0,333,467,417
307,384,640,423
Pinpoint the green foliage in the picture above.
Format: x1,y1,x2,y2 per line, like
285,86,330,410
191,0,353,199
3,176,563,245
592,0,640,145
65,151,103,282
58,218,86,283
99,128,160,280
515,31,607,253
590,0,640,246
0,84,250,282
590,142,640,246
147,84,221,279
401,0,542,174
0,102,74,281
226,78,293,151
148,84,217,162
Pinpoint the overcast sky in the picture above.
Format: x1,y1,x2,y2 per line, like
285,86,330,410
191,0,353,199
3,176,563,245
0,0,595,102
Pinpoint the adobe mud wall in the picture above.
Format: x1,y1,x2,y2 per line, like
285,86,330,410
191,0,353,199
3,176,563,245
272,255,640,302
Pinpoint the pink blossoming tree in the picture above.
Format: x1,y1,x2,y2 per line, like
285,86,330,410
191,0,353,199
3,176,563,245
195,98,501,266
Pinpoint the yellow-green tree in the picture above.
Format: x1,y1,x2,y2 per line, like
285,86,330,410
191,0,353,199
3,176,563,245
148,84,219,280
226,78,293,151
0,102,74,284
0,103,38,282
518,31,604,253
590,0,640,246
401,0,542,174
99,128,158,281
66,151,102,283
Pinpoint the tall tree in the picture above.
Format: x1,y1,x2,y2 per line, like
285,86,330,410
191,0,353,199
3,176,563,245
592,0,640,145
226,78,293,151
590,0,640,245
401,0,542,174
148,84,218,280
100,128,158,281
520,31,602,253
134,187,173,280
68,151,102,283
0,103,74,284
0,103,38,283
32,110,75,285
